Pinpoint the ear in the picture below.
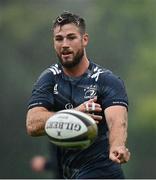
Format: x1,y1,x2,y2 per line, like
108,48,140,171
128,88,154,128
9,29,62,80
82,33,89,47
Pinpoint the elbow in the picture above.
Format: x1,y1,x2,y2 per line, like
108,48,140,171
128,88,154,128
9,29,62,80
26,108,46,136
26,120,45,137
26,118,39,137
26,111,40,136
26,127,33,136
26,123,36,136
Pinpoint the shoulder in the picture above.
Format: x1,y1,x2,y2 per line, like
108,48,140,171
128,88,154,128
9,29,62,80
102,70,124,85
90,61,125,87
90,63,129,109
36,63,62,83
48,63,62,75
90,61,113,81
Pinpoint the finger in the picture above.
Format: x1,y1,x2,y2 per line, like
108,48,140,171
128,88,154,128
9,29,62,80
109,153,121,163
91,102,102,113
89,114,103,121
111,154,126,164
85,102,89,112
88,96,97,103
84,102,102,112
124,150,131,162
109,146,130,164
87,97,98,105
91,102,95,111
119,156,129,164
110,149,124,162
93,96,98,103
86,97,101,106
90,104,102,111
89,102,102,110
117,150,130,163
120,148,130,162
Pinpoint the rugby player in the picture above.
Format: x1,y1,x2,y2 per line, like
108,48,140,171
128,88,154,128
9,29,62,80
26,11,130,179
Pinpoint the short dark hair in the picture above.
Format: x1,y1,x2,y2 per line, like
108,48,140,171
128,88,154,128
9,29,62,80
52,11,86,34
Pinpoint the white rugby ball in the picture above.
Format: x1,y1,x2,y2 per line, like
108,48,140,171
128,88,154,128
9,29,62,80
45,109,98,149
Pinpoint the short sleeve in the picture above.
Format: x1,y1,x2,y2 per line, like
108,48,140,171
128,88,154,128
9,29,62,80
99,73,128,110
27,69,55,110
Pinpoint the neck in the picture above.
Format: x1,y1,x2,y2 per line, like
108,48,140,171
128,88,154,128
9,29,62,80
63,54,89,77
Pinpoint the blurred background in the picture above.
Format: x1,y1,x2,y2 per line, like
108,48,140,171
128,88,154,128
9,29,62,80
0,0,156,178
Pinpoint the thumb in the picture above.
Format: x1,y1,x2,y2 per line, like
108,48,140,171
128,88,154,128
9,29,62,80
109,152,120,163
88,96,97,103
92,96,97,102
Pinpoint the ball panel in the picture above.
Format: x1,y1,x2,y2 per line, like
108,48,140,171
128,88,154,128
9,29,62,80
46,130,88,142
59,109,96,125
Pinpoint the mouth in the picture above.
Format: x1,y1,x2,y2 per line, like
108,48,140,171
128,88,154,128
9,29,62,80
61,51,73,58
62,51,73,55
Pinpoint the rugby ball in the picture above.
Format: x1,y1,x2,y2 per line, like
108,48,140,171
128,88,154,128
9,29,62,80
45,109,98,149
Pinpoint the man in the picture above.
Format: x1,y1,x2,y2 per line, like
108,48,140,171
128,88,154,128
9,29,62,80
26,11,130,179
30,143,62,178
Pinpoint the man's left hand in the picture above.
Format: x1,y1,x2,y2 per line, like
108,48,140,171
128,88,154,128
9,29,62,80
109,145,130,164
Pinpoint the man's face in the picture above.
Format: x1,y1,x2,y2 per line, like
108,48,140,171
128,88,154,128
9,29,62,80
53,23,88,68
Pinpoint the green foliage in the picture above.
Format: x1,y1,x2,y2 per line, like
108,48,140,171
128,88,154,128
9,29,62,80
135,95,156,128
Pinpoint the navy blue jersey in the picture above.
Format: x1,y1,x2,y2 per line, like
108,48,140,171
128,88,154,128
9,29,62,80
28,60,128,178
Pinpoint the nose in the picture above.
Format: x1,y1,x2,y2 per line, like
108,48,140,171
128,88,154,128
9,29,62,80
62,38,69,48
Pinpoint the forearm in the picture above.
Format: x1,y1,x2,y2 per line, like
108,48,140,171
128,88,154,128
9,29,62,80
109,118,128,148
105,106,128,147
26,107,54,136
105,106,130,163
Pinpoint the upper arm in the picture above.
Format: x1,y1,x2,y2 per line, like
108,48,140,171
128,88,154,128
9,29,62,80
26,68,57,136
27,69,55,110
99,73,128,110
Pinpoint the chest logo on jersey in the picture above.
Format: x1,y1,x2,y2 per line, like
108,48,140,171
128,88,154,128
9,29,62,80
65,103,74,109
84,85,97,99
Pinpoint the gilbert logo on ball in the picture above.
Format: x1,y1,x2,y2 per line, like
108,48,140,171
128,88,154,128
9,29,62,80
45,109,98,149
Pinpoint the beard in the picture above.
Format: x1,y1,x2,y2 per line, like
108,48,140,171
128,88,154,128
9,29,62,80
57,48,84,69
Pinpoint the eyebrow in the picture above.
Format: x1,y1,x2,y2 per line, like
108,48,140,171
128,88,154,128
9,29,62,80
55,33,77,38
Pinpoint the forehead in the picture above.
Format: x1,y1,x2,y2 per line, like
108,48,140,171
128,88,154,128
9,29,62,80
53,24,81,36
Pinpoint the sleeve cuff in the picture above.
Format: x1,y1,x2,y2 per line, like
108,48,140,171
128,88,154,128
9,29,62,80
102,99,128,111
27,100,53,111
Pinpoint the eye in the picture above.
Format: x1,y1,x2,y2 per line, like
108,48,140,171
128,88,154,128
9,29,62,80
55,36,63,41
68,35,77,40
